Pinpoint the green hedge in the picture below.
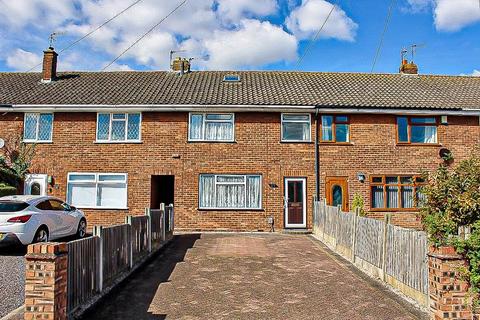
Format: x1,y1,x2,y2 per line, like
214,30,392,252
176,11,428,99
0,184,17,197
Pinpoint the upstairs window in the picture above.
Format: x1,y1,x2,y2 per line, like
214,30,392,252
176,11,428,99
23,113,53,142
189,113,234,142
67,173,128,209
97,113,141,142
281,114,311,142
397,116,437,144
371,175,427,210
321,115,349,143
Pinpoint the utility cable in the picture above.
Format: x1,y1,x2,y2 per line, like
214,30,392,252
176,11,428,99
102,0,188,71
370,0,397,73
25,0,144,72
295,1,337,70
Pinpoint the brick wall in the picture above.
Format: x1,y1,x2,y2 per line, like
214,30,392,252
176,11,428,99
25,242,68,320
0,112,478,231
428,246,479,320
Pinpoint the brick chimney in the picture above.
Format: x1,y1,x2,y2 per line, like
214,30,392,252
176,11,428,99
399,59,418,75
42,47,58,83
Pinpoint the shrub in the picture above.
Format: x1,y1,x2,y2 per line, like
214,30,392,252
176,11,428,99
0,183,17,197
351,193,366,216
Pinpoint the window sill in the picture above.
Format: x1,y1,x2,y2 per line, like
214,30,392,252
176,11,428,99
369,208,419,212
396,143,441,147
23,140,53,144
197,208,264,212
75,207,129,210
94,141,143,144
188,140,237,144
280,140,313,144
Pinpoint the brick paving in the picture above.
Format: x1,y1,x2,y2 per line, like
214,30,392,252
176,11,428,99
84,233,427,320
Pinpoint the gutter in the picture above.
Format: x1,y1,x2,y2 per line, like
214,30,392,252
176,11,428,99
1,104,479,116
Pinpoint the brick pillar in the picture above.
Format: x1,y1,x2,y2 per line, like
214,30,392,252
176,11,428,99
25,243,68,320
428,246,473,320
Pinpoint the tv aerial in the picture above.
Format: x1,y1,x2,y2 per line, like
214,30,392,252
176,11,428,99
49,31,66,48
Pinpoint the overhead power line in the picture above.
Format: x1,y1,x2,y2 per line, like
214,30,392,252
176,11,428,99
102,0,188,71
295,1,337,70
25,0,144,72
370,0,397,73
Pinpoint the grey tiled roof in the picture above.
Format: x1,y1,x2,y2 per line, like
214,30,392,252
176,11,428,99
0,71,479,110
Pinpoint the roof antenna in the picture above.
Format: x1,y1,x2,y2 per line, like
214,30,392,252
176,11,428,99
48,32,65,49
410,43,425,61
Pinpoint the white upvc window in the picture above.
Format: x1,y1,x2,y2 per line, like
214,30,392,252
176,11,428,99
96,113,141,142
188,113,235,142
199,174,262,209
23,113,54,142
67,173,128,209
281,114,311,142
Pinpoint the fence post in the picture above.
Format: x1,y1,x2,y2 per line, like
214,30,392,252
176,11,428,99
381,213,391,282
93,226,103,292
145,208,152,253
351,208,359,263
125,216,133,269
160,203,166,242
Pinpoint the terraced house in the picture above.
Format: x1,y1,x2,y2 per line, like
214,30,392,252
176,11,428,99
0,48,479,231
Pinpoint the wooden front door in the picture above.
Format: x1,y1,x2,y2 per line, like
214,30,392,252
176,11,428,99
325,177,349,211
285,178,306,228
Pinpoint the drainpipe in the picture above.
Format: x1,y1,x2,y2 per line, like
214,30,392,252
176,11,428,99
314,107,320,201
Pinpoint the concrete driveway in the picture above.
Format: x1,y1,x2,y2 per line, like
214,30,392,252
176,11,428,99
84,233,427,320
0,246,26,319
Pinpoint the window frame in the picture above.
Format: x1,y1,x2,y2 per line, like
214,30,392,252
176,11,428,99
66,172,128,210
281,113,312,142
23,113,54,143
396,116,439,145
198,174,263,210
370,175,427,211
188,113,235,142
320,115,350,143
96,113,142,143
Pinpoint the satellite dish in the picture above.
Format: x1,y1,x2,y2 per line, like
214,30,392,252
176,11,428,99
0,138,4,149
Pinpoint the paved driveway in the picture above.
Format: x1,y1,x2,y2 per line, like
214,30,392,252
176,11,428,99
0,246,26,319
84,233,427,320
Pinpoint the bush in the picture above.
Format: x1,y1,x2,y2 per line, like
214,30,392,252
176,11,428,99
351,193,366,216
0,183,17,197
421,150,480,308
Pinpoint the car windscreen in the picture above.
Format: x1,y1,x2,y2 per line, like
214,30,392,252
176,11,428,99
0,201,30,213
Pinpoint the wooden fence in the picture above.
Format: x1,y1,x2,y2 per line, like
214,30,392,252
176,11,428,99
66,204,174,317
313,201,429,307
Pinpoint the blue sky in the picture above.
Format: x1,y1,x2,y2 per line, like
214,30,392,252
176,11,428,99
0,0,478,75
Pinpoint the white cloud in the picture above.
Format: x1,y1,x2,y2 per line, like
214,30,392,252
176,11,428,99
216,0,278,22
6,49,41,71
204,19,298,69
406,0,480,32
434,0,480,31
286,0,358,41
471,70,480,76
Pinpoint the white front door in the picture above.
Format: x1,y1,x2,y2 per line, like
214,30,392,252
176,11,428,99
284,178,307,228
24,174,48,196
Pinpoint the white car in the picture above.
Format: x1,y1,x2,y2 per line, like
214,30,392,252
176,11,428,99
0,195,87,246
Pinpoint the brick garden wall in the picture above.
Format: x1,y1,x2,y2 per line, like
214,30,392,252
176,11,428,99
0,112,478,231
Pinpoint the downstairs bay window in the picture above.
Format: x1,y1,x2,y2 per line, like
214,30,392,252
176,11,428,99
371,175,426,210
199,174,262,209
67,173,128,209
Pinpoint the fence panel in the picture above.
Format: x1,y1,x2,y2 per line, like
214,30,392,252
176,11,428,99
130,216,150,263
67,236,100,314
335,210,354,248
165,205,174,239
354,215,384,268
386,225,429,294
150,209,165,250
102,224,131,287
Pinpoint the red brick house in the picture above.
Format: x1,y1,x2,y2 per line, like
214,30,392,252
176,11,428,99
0,48,479,231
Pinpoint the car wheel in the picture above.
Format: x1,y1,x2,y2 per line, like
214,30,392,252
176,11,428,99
33,227,49,243
76,219,87,239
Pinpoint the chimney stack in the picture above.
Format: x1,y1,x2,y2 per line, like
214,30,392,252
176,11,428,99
42,47,58,83
399,60,419,75
171,57,191,74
